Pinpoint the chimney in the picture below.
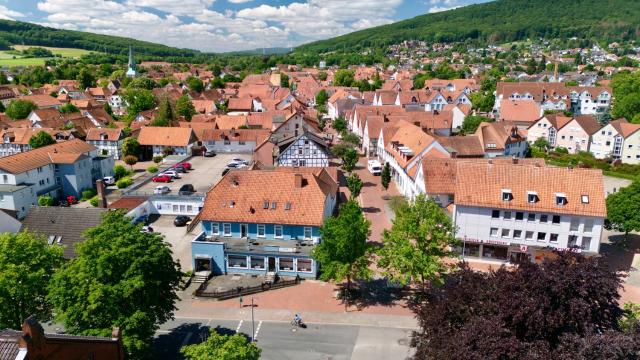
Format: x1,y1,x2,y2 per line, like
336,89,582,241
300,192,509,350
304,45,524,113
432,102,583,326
96,179,108,208
294,173,303,188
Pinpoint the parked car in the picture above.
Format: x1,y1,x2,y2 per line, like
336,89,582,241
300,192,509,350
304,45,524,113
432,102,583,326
152,175,172,183
102,176,115,185
141,225,154,233
204,149,216,157
179,184,195,196
161,170,181,179
231,158,249,165
174,215,191,227
227,162,247,169
172,165,187,173
174,161,192,170
221,168,231,177
367,160,382,176
153,185,171,195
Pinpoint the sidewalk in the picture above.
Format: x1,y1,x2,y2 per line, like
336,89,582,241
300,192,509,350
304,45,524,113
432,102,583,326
176,280,416,328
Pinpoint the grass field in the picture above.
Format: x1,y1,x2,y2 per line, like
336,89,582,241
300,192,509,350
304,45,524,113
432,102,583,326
0,57,47,67
12,45,93,58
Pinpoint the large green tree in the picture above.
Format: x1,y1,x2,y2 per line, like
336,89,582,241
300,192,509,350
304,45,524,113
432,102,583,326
378,195,458,290
312,199,372,310
29,131,56,149
151,97,174,127
77,67,96,89
6,99,36,120
460,115,491,135
181,329,261,360
346,172,363,198
606,181,640,241
315,89,328,107
48,211,182,359
333,69,355,87
341,148,358,173
381,163,391,190
175,95,197,121
186,76,204,93
123,88,156,120
122,137,141,157
0,232,64,329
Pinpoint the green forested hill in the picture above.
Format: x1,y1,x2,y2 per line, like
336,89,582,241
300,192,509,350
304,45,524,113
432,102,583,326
0,20,199,58
297,0,640,53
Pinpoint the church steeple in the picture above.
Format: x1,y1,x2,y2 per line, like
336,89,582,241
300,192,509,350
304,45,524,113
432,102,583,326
126,46,137,78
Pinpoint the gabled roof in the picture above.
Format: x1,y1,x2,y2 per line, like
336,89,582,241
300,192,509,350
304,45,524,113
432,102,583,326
499,100,542,123
610,118,640,138
200,168,337,226
85,128,122,142
455,162,606,217
21,207,107,259
136,127,194,147
0,139,95,174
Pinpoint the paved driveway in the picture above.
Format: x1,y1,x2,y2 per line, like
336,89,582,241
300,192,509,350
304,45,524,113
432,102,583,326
135,153,252,195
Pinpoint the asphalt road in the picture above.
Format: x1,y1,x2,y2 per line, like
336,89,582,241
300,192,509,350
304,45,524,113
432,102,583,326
154,316,413,360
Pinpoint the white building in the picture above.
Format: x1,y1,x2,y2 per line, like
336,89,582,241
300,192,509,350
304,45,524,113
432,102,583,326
589,119,640,162
453,162,606,264
86,128,125,160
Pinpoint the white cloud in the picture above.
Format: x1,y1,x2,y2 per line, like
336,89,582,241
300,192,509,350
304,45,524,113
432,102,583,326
0,5,25,20
428,5,461,13
34,0,405,52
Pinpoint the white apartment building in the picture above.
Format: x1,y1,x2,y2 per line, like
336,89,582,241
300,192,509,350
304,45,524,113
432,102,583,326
589,119,640,163
453,162,606,264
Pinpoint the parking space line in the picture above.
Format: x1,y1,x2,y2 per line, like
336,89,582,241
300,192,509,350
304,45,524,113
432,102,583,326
236,320,243,333
254,321,263,340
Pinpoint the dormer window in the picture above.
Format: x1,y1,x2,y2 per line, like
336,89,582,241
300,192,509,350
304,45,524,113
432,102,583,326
527,191,538,203
555,193,567,206
284,202,291,210
581,195,589,204
501,189,513,201
263,201,269,209
271,201,277,209
229,200,235,208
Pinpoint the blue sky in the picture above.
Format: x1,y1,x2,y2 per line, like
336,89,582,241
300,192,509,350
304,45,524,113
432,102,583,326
0,0,488,52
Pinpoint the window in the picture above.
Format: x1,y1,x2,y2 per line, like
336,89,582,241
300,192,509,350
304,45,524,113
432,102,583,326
513,230,522,239
284,202,291,210
568,235,578,247
584,218,594,233
581,237,592,250
555,194,567,206
503,211,512,220
501,229,511,238
257,224,265,238
491,210,500,218
297,259,313,272
490,228,499,237
537,232,547,241
239,141,246,145
528,213,536,222
527,191,538,203
211,223,219,235
581,195,589,204
274,225,283,238
279,258,294,271
552,215,561,224
228,255,247,268
515,212,524,221
223,223,231,236
303,227,312,239
550,233,559,243
250,256,265,270
271,202,277,209
540,215,548,223
502,189,512,201
482,245,508,261
570,218,580,231
263,201,269,209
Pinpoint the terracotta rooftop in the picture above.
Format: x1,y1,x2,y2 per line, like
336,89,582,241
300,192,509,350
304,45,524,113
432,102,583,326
454,162,606,217
85,128,122,142
0,139,95,174
136,127,194,147
200,168,337,226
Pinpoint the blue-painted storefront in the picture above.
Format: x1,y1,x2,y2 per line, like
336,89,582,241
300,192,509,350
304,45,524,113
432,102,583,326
191,221,320,279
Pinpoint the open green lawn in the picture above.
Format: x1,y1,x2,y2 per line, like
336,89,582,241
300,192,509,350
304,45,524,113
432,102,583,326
0,57,47,67
12,45,93,58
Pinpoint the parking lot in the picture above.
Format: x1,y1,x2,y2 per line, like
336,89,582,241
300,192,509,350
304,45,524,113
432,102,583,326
135,153,252,195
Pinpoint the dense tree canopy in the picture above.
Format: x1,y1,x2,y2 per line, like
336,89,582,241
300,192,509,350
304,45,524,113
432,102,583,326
48,211,182,359
606,181,640,240
6,99,36,120
28,131,56,149
122,88,156,120
411,254,638,360
0,232,64,330
175,95,197,121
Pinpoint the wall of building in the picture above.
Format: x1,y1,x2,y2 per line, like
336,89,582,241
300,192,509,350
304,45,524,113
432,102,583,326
205,140,256,153
201,220,320,242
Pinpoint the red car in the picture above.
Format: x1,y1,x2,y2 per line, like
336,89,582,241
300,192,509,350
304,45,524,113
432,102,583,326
174,162,191,170
152,174,172,183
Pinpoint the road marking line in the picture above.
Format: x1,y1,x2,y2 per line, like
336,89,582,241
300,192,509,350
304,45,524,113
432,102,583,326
254,321,263,340
179,332,193,348
236,319,243,333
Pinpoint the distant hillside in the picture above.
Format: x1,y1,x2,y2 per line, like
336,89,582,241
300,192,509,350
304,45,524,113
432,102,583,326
0,20,200,58
297,0,640,53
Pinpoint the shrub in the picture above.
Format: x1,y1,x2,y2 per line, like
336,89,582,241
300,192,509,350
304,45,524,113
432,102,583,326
38,195,55,206
113,165,130,180
81,189,97,201
116,177,133,189
153,156,163,164
147,166,158,174
89,196,99,207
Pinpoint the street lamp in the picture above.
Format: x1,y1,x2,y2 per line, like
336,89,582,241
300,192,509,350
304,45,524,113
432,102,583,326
251,297,256,342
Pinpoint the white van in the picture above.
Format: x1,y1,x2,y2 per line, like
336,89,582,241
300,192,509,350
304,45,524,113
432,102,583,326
368,160,382,175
